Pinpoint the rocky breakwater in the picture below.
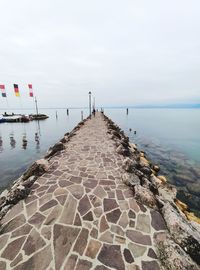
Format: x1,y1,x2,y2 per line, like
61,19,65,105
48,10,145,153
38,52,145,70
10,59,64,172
104,114,200,270
0,117,89,221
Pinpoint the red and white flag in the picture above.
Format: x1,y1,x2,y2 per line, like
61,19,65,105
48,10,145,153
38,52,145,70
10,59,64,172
0,85,6,97
28,84,34,97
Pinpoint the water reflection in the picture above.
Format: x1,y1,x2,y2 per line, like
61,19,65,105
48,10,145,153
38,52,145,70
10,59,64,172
10,134,16,149
22,134,28,150
0,136,3,152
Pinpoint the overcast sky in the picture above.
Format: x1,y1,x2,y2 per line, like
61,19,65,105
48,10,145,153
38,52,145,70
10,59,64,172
0,0,200,108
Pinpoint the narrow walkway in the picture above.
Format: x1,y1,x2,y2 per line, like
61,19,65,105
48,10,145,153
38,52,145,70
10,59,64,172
0,113,164,270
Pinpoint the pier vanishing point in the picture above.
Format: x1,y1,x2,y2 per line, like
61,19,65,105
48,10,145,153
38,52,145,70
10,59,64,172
0,112,199,270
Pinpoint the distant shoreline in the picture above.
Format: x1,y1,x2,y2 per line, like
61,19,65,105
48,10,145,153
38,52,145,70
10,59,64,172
0,104,200,110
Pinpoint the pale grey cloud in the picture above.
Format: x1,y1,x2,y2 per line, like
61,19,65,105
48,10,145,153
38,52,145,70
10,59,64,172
0,0,200,108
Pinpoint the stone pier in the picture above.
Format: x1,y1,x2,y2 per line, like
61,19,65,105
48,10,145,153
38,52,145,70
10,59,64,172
0,112,199,270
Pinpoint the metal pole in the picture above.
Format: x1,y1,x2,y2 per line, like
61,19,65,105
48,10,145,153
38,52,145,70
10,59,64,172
89,91,91,118
35,97,39,115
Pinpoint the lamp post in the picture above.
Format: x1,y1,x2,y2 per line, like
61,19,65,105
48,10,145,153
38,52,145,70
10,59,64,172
88,91,92,118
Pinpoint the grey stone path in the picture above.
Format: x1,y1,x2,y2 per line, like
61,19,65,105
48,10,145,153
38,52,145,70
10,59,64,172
0,113,166,270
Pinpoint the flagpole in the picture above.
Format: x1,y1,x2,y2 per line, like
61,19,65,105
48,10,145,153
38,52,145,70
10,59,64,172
35,97,39,115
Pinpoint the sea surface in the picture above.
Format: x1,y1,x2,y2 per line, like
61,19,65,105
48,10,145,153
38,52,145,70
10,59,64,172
0,108,200,215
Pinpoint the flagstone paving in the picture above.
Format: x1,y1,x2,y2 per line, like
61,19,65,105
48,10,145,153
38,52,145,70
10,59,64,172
0,113,166,270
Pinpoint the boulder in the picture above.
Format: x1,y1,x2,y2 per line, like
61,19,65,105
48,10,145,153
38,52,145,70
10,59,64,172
122,158,137,172
134,185,157,209
23,159,49,180
22,176,36,189
139,166,152,177
162,202,200,265
116,145,129,156
155,234,199,270
122,173,140,187
45,142,65,158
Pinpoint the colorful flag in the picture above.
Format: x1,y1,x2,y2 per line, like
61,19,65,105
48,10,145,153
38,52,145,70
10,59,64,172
0,85,6,97
28,84,34,97
14,84,20,97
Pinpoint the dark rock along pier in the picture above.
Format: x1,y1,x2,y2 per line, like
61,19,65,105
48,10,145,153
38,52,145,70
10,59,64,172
0,112,199,270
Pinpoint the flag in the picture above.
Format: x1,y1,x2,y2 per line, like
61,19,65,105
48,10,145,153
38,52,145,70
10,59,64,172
28,84,34,97
14,84,20,97
0,85,6,97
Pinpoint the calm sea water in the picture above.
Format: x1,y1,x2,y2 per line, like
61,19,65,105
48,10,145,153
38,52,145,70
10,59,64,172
0,108,87,188
0,108,199,215
105,108,200,216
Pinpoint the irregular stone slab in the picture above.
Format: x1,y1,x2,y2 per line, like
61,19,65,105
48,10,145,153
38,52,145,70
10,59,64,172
106,208,121,223
67,184,84,199
75,259,92,270
10,253,23,267
0,214,26,234
83,179,98,189
94,207,103,218
74,213,82,226
28,212,46,229
99,180,115,186
111,224,124,236
147,248,157,259
128,242,147,258
93,186,107,199
41,227,51,240
95,265,111,270
14,245,52,270
54,224,80,270
38,193,52,206
54,187,68,196
0,262,6,269
98,244,125,270
78,195,92,216
70,176,82,184
1,236,26,260
83,211,93,221
100,215,109,233
26,200,38,218
2,200,24,224
85,239,102,259
136,214,151,233
128,210,136,219
64,254,78,270
129,199,140,213
89,195,102,207
115,235,126,244
73,228,89,255
23,228,46,256
124,248,134,263
151,210,166,231
44,205,62,225
90,227,98,239
99,231,114,243
11,223,32,238
0,234,9,251
118,211,129,229
56,194,67,205
119,200,129,211
59,194,77,224
126,230,151,245
141,260,160,270
103,198,119,212
116,190,124,200
39,199,57,212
